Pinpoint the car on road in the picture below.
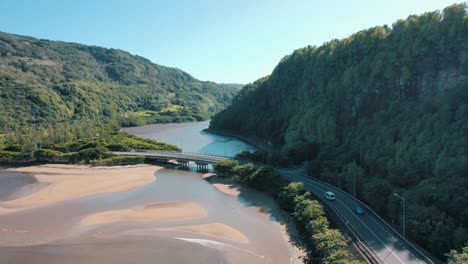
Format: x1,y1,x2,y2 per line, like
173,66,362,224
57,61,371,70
324,191,336,201
353,204,364,215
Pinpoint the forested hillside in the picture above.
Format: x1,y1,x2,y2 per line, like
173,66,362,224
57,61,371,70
0,31,237,130
210,3,467,258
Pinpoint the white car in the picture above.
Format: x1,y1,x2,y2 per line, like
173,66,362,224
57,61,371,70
324,191,336,201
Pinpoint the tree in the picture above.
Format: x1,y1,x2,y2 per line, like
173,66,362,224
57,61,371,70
293,197,325,224
245,166,283,194
340,162,364,196
213,160,239,178
277,182,308,211
34,148,64,162
232,163,256,182
313,228,348,256
446,247,468,264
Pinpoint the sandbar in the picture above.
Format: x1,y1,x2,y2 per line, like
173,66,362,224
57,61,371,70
212,183,241,196
81,202,207,225
0,164,160,214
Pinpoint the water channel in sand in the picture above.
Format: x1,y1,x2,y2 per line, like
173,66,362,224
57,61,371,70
0,121,301,264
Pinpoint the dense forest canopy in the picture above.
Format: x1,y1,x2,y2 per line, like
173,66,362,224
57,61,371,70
210,3,467,258
0,31,238,129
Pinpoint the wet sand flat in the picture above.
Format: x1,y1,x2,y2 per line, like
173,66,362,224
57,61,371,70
81,202,207,225
0,170,42,201
0,166,302,264
0,164,160,214
160,222,249,243
0,238,224,264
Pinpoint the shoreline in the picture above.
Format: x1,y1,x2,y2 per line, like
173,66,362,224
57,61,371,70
203,128,275,153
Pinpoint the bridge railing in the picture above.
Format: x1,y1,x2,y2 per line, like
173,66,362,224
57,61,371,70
114,150,271,166
114,150,235,162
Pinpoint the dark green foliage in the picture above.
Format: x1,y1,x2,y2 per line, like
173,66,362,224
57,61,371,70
212,160,239,177
236,150,267,163
89,155,145,166
0,31,237,130
34,148,65,162
244,166,284,194
0,120,179,165
277,182,308,211
446,247,468,264
0,150,19,163
231,163,256,182
210,4,467,258
214,161,283,194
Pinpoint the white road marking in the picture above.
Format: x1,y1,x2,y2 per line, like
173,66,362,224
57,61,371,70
290,173,407,264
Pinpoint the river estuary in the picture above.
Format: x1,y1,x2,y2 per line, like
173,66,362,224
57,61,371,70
0,121,301,264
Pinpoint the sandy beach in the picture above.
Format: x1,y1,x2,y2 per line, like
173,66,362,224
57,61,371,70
212,183,241,196
203,173,242,196
0,164,161,214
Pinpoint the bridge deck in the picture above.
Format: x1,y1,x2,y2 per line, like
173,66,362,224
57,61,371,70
113,150,230,164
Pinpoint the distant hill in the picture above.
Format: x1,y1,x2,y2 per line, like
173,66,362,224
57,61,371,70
220,83,245,89
0,31,238,129
210,3,467,258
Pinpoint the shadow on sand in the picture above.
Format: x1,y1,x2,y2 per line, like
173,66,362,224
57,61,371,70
203,174,308,263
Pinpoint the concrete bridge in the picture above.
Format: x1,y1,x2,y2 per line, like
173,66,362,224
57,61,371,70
113,150,232,170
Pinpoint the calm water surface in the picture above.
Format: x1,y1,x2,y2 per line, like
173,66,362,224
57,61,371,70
123,120,257,156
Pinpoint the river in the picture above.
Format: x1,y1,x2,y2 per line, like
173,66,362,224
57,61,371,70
0,121,300,264
122,120,257,157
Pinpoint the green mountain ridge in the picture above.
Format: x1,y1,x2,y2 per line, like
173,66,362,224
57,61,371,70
0,31,237,129
210,3,467,258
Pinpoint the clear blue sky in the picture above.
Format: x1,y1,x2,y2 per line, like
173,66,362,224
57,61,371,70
0,0,460,83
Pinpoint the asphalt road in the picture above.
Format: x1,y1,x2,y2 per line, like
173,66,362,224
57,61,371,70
279,169,431,264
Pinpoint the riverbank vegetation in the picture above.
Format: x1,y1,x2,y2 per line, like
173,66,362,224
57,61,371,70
0,119,179,165
210,4,467,259
213,160,364,264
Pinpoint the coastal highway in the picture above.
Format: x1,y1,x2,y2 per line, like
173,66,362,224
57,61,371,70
279,169,434,264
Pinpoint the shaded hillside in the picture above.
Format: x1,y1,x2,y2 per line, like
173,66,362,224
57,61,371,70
0,31,237,129
210,4,467,258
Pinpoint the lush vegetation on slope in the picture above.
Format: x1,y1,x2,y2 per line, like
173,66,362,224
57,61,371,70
210,4,467,258
0,120,179,165
213,160,364,264
0,31,237,130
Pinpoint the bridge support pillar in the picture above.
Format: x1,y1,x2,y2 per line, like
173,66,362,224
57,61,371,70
177,160,190,169
195,162,209,172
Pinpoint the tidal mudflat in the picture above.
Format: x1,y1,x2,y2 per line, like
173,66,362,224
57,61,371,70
0,165,303,263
